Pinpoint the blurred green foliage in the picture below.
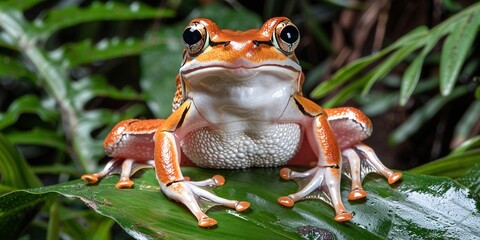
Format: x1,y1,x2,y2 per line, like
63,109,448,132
0,0,478,239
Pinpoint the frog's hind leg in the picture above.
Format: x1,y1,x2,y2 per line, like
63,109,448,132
81,119,164,188
81,159,154,188
325,107,402,200
81,158,121,184
115,159,155,188
342,144,402,201
342,143,402,184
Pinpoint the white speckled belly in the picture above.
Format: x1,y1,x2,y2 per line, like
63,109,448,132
180,123,302,169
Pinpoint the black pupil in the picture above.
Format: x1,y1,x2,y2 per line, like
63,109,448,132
280,25,298,44
183,28,202,45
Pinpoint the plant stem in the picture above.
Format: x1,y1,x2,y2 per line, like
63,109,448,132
47,198,60,240
0,9,93,172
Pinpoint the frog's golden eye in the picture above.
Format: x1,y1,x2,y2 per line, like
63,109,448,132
183,22,209,55
272,20,300,54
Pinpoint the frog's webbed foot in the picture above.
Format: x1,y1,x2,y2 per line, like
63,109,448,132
278,165,353,222
342,143,402,201
162,175,250,227
81,159,154,189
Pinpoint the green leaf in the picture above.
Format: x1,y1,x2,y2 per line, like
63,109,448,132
409,149,480,178
389,86,469,144
0,95,59,130
34,2,175,37
71,75,141,110
0,0,42,11
399,32,444,106
321,76,367,108
440,13,480,95
361,42,423,96
0,54,35,81
451,101,480,148
0,133,42,193
310,26,429,99
400,56,424,106
5,128,66,151
57,38,167,67
450,135,480,156
3,168,480,239
0,191,54,239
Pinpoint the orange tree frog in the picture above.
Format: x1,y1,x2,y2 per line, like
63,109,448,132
81,17,402,228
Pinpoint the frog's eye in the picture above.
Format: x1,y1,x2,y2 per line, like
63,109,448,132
272,21,300,54
183,22,209,55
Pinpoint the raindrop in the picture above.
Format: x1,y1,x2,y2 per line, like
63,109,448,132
130,2,140,12
33,19,44,27
96,39,109,50
105,1,114,9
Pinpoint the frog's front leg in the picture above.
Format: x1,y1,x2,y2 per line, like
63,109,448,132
278,96,352,222
278,96,402,222
155,102,250,227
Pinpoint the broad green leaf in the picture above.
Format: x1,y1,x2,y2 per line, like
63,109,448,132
440,12,480,95
57,38,167,67
0,95,59,130
0,191,54,239
34,2,175,37
409,149,480,178
0,132,44,239
389,86,469,144
141,4,261,118
310,26,429,99
3,168,480,239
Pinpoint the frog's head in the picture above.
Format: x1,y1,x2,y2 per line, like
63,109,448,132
178,17,303,100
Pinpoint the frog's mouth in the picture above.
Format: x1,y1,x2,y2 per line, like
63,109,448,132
180,59,301,82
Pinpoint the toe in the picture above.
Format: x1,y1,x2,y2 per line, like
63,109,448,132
115,178,134,189
334,212,353,222
348,189,367,201
198,217,217,228
212,175,225,186
278,196,295,207
279,168,292,180
81,174,99,184
388,172,402,184
235,201,250,212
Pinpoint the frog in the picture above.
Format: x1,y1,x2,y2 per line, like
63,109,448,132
81,17,402,228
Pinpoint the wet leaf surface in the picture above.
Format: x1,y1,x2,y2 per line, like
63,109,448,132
3,168,479,239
